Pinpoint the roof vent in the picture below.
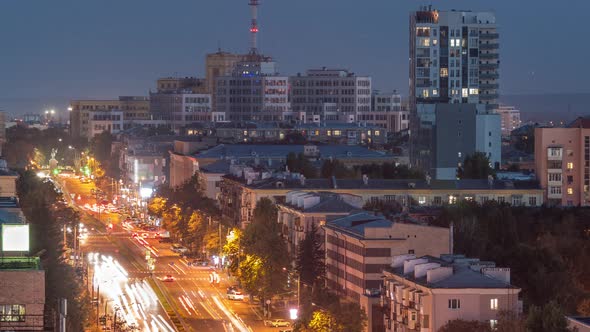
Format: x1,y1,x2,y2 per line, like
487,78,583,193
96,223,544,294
362,174,369,185
408,182,416,189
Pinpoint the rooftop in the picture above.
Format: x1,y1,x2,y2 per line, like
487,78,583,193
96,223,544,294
279,191,360,214
325,212,397,238
0,257,41,270
196,144,390,160
568,116,590,129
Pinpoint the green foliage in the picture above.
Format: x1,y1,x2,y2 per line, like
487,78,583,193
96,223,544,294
286,152,317,178
240,198,290,299
438,319,492,332
296,287,367,332
526,301,576,332
457,151,495,179
308,309,337,332
295,223,325,287
17,170,88,331
320,159,356,179
435,202,590,314
357,162,424,179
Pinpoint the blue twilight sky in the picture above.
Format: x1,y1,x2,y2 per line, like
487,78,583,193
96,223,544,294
0,0,589,110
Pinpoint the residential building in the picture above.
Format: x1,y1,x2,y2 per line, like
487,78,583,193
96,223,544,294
0,160,19,197
277,191,362,263
149,91,213,130
156,77,207,94
409,7,499,111
216,53,290,122
0,257,46,331
497,105,522,136
219,174,542,228
381,254,521,332
411,103,501,179
205,50,246,111
87,110,124,137
357,91,409,133
69,96,150,139
168,138,220,188
289,68,371,123
534,117,590,206
212,122,388,145
324,212,450,332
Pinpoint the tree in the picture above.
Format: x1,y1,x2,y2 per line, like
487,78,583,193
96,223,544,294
295,223,325,288
438,319,492,332
495,310,526,332
286,152,317,178
578,298,590,316
526,301,577,332
320,159,356,178
457,152,495,179
308,309,338,332
241,198,290,300
357,162,424,180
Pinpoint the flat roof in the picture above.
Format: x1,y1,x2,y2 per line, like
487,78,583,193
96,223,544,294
0,257,41,270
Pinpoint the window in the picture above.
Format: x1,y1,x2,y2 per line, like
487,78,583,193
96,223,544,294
418,196,426,205
450,39,455,47
512,196,523,206
548,173,562,182
374,130,380,136
333,130,342,136
490,298,498,310
529,196,537,206
567,187,573,195
490,320,498,329
458,152,462,158
462,88,468,98
497,196,505,203
0,304,25,322
432,89,438,96
422,90,429,98
433,196,442,205
548,148,562,158
567,175,574,184
448,195,457,204
550,186,562,195
567,162,574,170
448,299,461,309
469,88,479,95
440,68,448,77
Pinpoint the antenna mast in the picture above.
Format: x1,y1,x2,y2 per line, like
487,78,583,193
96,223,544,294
249,0,259,54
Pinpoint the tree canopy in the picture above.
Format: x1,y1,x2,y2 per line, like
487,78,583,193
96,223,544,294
286,152,317,178
457,151,495,179
295,223,325,288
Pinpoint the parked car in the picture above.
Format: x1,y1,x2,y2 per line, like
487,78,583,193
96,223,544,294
264,319,291,327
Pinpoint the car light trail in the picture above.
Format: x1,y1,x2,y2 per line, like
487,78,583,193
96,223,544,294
212,295,253,332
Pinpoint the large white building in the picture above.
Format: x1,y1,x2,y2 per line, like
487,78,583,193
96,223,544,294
289,68,371,124
497,105,522,136
358,91,409,133
410,8,499,111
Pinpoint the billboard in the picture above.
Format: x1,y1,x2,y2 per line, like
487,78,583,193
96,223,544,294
2,224,30,252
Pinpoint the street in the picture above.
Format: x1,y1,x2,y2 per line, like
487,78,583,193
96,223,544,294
58,175,279,332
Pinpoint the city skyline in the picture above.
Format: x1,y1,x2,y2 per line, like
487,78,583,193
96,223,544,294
1,0,589,114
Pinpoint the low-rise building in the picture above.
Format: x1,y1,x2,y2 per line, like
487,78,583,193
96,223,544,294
324,212,450,332
219,175,543,228
534,117,590,206
497,105,522,137
381,254,521,332
277,191,362,263
357,91,409,133
0,257,46,331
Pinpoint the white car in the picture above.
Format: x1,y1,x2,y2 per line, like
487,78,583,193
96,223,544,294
227,291,244,301
265,319,291,327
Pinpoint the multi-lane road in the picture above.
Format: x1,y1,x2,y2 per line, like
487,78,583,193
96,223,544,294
57,176,281,332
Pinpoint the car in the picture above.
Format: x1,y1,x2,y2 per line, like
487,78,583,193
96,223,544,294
132,233,138,238
264,319,291,328
227,290,244,301
162,275,175,282
141,233,149,238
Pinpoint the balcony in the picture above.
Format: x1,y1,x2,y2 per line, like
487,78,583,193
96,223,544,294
480,43,500,50
479,53,500,60
479,32,499,39
479,63,499,70
480,73,499,80
548,191,563,199
480,83,499,90
547,148,563,161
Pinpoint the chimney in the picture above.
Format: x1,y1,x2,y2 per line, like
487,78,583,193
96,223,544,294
362,174,369,185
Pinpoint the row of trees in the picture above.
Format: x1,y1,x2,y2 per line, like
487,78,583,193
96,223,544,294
148,175,222,256
433,202,590,320
221,198,367,331
286,152,424,180
17,171,90,331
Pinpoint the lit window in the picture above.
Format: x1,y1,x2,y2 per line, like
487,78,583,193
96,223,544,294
490,298,498,310
449,195,457,204
461,89,468,98
456,38,461,47
243,130,248,136
315,130,319,136
567,162,574,170
490,320,498,329
327,130,332,136
334,130,342,136
374,130,380,136
450,39,455,47
567,187,573,195
458,152,462,158
433,39,438,46
0,304,25,322
421,38,430,47
432,89,438,96
418,196,426,205
422,90,429,98
469,88,479,95
440,68,449,77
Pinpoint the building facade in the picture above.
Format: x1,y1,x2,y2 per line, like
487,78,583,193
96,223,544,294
497,105,522,137
216,54,290,122
149,92,213,130
290,68,371,124
206,50,246,111
324,213,450,332
381,254,521,332
534,118,590,206
358,91,409,133
409,8,499,111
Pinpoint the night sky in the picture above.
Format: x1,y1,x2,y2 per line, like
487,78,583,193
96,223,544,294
1,0,589,113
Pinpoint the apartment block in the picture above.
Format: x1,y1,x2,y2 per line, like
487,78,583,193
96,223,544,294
149,91,213,130
358,91,409,133
290,68,371,124
534,117,590,206
409,7,499,111
324,213,450,332
497,105,522,136
381,254,521,332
